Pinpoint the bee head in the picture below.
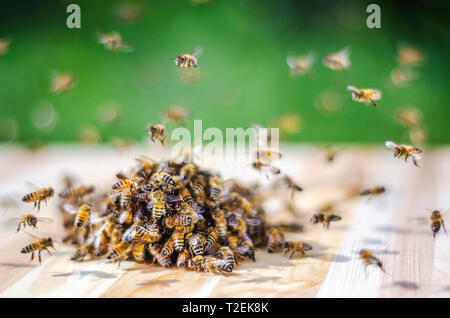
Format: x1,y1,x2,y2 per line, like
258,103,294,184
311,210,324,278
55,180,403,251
175,56,185,66
49,188,55,196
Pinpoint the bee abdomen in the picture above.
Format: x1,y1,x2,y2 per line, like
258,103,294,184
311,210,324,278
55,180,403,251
21,243,37,254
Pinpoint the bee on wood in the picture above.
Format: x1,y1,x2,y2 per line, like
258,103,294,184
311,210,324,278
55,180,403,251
51,71,77,94
106,240,131,266
286,53,315,76
22,187,54,211
205,257,231,275
359,249,385,273
21,233,56,264
347,85,382,108
323,47,350,71
310,213,342,229
429,209,447,239
283,241,312,259
147,124,167,146
10,214,53,233
175,46,203,69
385,141,422,167
189,255,205,272
186,233,206,256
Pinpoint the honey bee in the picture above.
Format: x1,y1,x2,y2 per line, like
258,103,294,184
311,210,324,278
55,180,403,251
114,2,143,24
212,208,227,237
74,204,93,229
132,225,160,244
218,246,235,271
177,249,190,268
131,243,146,263
179,187,194,206
0,39,11,56
148,124,166,146
189,255,205,272
22,187,54,211
59,186,95,202
321,146,341,163
97,31,134,53
266,227,285,253
250,161,280,177
180,163,198,182
397,46,424,67
118,190,133,210
360,186,386,198
283,241,312,258
11,214,53,233
391,67,417,87
164,107,190,124
151,190,166,220
286,54,315,76
237,240,255,261
208,176,223,202
172,227,185,252
175,47,203,69
275,175,302,198
429,210,447,239
347,85,382,108
21,233,55,264
155,250,172,268
187,233,206,256
205,257,231,275
106,240,130,266
256,150,282,163
359,249,385,273
273,114,302,135
395,108,422,128
161,238,175,256
165,214,193,229
51,71,77,94
205,227,219,250
230,193,258,217
71,243,95,261
112,177,142,191
310,213,342,229
385,141,422,167
323,47,351,71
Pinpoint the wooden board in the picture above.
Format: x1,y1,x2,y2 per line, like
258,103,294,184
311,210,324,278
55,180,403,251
0,145,449,298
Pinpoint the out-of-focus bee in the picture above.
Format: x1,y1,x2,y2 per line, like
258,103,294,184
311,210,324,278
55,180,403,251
360,186,386,199
347,85,382,108
22,187,54,211
151,190,166,220
97,31,134,53
286,53,315,76
147,124,166,146
250,161,280,177
164,106,190,124
385,141,422,167
218,246,235,271
230,193,258,217
323,47,351,71
395,108,422,128
266,227,284,253
114,2,143,24
11,214,53,233
275,175,302,198
51,71,77,94
273,114,302,135
106,240,130,266
429,209,447,239
187,233,206,256
208,176,223,202
59,186,95,202
315,90,341,115
97,102,123,125
391,67,417,87
175,46,203,69
310,213,342,229
20,233,55,264
79,126,101,145
283,241,312,258
74,204,93,229
112,137,132,152
177,249,190,268
112,177,142,191
409,127,427,145
0,39,11,56
71,243,95,261
256,150,282,163
397,46,424,67
359,249,385,273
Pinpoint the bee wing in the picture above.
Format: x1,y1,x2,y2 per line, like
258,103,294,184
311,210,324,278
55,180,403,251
346,85,360,93
25,181,40,191
24,231,42,240
385,141,398,151
412,154,421,167
36,217,54,223
8,217,23,224
192,46,203,57
286,56,297,69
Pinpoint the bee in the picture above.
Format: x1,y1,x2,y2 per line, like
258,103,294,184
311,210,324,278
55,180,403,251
275,175,302,198
205,227,219,250
134,155,157,180
347,85,382,108
177,249,190,268
118,190,133,209
218,246,235,271
180,163,198,182
359,249,385,273
212,208,227,237
250,161,280,177
231,194,258,217
395,108,422,128
430,210,447,239
286,53,315,76
283,241,312,259
256,150,282,163
132,225,160,244
51,71,77,94
397,46,424,67
22,187,54,211
310,213,342,229
385,141,422,167
205,257,231,275
112,177,142,191
155,250,172,268
150,190,166,220
11,214,53,233
237,240,255,261
0,39,11,56
74,204,93,229
360,186,386,198
391,67,417,87
97,31,134,53
172,227,185,253
175,46,203,69
20,233,55,264
71,243,95,261
273,114,302,135
59,186,95,202
79,125,101,145
323,47,351,71
189,255,205,272
321,146,341,163
164,107,190,124
132,243,146,263
106,240,130,266
161,238,175,256
208,176,223,202
179,187,194,206
153,172,177,187
165,214,192,229
191,175,207,203
114,2,142,24
266,227,285,253
187,233,206,256
147,124,166,146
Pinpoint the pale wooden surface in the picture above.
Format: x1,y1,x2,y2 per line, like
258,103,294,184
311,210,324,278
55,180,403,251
0,145,449,298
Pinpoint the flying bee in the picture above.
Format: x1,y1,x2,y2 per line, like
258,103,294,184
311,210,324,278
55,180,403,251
59,186,95,202
51,71,77,94
164,106,190,124
250,161,280,177
151,190,166,220
20,233,56,264
395,108,422,128
22,187,54,211
391,67,418,87
283,241,312,259
359,249,385,273
10,214,53,233
385,141,422,167
112,177,142,191
323,47,351,71
208,176,223,202
273,114,302,136
360,186,386,199
286,53,315,76
397,45,424,67
147,124,166,146
275,175,302,198
266,227,285,253
97,31,134,53
106,240,130,266
429,209,447,239
256,150,282,163
71,243,95,261
347,85,382,108
74,204,93,229
0,39,11,56
310,213,342,229
175,46,203,69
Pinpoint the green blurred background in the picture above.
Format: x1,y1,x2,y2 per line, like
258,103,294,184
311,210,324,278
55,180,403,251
0,0,448,145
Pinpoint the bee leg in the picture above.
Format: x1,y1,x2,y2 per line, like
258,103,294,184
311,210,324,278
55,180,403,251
38,251,42,264
16,223,21,233
289,251,295,259
45,248,52,255
442,221,447,235
30,252,34,262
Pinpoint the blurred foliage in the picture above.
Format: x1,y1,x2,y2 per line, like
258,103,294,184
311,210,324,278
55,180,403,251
0,0,448,145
